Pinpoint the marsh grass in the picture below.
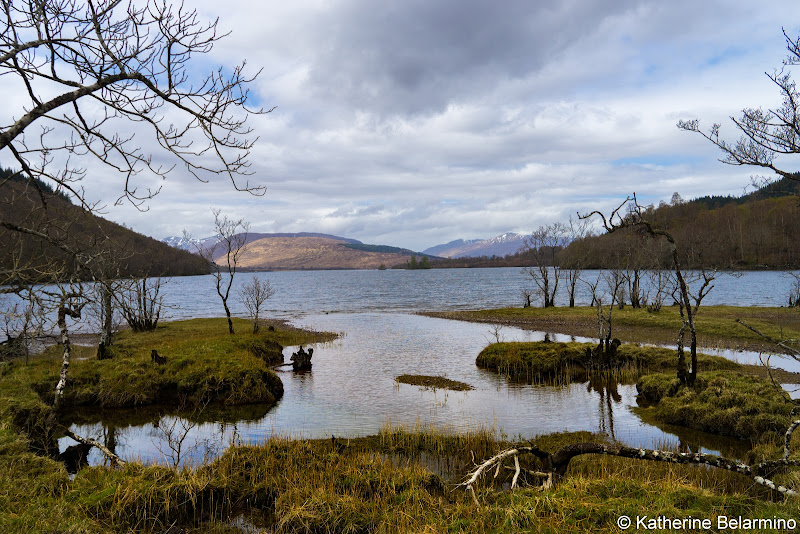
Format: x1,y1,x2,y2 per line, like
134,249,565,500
3,318,335,414
477,340,741,385
1,317,798,532
636,371,794,442
0,424,796,533
395,374,474,391
429,305,800,352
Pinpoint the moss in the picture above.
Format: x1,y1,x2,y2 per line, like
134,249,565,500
395,374,473,391
5,318,333,412
477,341,739,383
636,371,794,441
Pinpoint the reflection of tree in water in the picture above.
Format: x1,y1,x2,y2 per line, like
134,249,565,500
586,377,621,440
104,423,118,457
583,378,751,460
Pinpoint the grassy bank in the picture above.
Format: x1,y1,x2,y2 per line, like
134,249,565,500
636,371,794,442
477,340,742,383
426,305,800,353
2,317,799,531
0,317,336,455
477,340,800,460
3,317,334,410
1,425,795,533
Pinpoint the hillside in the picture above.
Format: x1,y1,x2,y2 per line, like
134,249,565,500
229,236,417,270
563,179,800,269
164,232,362,253
0,173,209,281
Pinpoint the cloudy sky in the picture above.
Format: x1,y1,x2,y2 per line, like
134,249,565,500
16,1,800,250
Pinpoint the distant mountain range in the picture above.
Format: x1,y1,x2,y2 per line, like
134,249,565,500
161,231,527,270
422,233,526,258
162,232,361,253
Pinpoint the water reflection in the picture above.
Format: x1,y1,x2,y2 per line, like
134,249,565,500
61,312,756,467
587,378,621,440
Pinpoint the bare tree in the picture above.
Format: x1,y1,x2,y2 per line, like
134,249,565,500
581,195,715,386
201,210,249,335
0,0,270,209
558,218,592,307
645,267,672,313
521,223,568,308
0,288,44,364
520,288,533,308
678,29,800,187
788,272,800,308
239,276,274,334
0,0,268,464
591,269,625,363
42,283,90,412
116,276,166,332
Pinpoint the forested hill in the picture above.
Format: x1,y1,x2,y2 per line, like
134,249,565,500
567,178,800,269
0,170,209,281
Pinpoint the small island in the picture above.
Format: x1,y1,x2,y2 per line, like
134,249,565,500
395,374,474,391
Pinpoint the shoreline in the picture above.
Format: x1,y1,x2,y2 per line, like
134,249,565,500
421,305,800,356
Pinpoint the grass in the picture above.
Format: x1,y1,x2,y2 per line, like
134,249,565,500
0,317,336,457
425,305,800,353
2,314,800,531
4,317,335,411
395,374,474,391
476,340,741,384
0,426,795,533
636,371,795,442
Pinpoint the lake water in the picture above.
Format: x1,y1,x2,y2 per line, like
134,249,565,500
53,268,798,466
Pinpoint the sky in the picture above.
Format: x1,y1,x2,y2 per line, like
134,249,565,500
7,0,800,251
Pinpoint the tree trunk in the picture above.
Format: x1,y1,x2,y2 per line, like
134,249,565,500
53,301,82,411
223,301,234,334
688,324,698,386
96,283,114,360
53,308,72,412
676,322,688,385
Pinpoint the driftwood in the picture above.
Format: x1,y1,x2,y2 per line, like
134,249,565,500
291,346,313,370
460,423,800,505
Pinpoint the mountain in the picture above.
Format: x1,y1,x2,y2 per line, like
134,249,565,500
565,177,800,269
162,232,361,254
162,232,436,270
227,235,417,270
423,233,526,258
162,234,222,252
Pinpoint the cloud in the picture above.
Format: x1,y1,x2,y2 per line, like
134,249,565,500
2,0,798,250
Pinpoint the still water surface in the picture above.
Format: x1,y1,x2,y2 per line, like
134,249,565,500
61,268,796,466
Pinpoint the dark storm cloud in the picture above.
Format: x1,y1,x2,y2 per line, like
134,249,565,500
306,0,641,115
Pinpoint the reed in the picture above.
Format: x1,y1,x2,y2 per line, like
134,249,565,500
0,426,795,533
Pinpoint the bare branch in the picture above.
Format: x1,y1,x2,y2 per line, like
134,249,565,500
461,439,800,504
